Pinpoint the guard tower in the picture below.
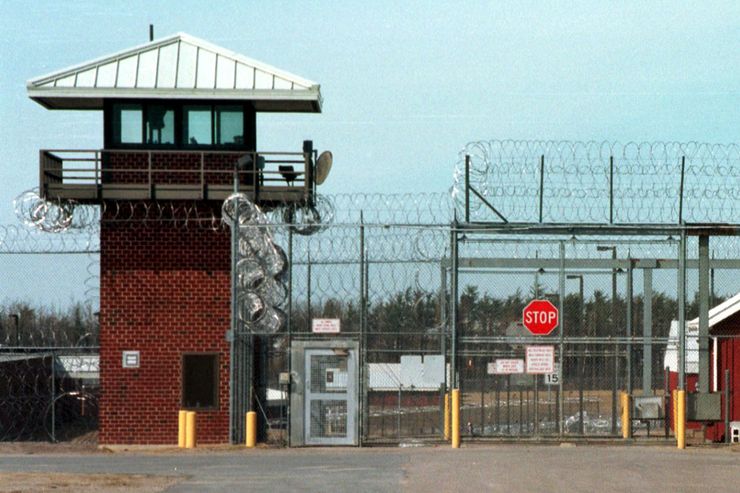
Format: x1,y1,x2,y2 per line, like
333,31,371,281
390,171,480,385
27,33,324,444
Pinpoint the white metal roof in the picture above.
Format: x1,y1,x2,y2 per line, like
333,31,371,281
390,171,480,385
27,32,322,112
687,291,740,330
663,292,740,373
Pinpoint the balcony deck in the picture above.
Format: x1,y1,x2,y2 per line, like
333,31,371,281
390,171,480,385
40,149,314,205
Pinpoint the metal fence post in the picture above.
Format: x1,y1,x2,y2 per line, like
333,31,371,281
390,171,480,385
286,227,293,447
465,155,470,223
50,350,56,442
609,156,614,224
558,241,565,437
678,156,686,225
678,228,687,392
725,369,731,444
359,214,367,444
610,247,618,435
229,172,239,444
450,222,459,391
626,258,633,395
440,262,448,437
307,249,312,323
539,155,545,223
397,384,402,442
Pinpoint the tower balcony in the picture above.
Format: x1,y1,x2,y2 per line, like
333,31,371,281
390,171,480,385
40,147,315,206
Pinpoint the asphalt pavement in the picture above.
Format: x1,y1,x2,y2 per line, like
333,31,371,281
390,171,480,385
0,444,738,492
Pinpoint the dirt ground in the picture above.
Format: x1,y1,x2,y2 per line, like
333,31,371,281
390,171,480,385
0,473,181,493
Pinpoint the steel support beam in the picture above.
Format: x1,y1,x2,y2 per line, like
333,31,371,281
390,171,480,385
677,229,687,390
642,268,653,395
456,222,738,236
456,257,740,270
698,235,710,393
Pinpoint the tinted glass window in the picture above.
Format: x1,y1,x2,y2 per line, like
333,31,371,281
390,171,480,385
146,105,175,144
112,104,143,144
215,106,244,145
182,354,218,409
183,106,212,145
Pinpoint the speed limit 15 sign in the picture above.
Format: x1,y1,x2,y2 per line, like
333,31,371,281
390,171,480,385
544,362,560,385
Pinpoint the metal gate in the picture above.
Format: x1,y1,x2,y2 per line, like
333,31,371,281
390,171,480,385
290,340,358,446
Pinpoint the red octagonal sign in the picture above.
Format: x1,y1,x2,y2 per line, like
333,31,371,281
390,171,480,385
522,299,559,336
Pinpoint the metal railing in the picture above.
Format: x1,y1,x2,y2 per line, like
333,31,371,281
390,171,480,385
40,148,315,203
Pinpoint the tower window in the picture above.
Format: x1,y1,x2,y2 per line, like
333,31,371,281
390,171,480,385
112,103,143,144
183,105,212,145
215,105,244,145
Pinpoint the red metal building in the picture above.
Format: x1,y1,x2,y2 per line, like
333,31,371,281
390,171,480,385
665,293,740,441
704,294,740,442
27,33,323,444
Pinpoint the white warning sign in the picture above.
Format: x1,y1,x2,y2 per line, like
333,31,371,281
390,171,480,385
487,359,525,375
525,345,555,374
312,318,341,333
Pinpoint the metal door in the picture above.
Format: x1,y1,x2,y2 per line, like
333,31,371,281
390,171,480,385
304,348,357,445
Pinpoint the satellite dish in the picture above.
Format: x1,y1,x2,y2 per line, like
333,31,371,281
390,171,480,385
315,151,333,185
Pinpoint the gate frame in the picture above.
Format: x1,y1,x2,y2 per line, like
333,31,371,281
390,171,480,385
289,339,360,446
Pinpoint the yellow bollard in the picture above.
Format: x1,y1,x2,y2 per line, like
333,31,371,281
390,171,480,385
672,389,677,431
178,410,187,448
621,392,631,439
246,411,257,448
185,411,196,449
677,390,686,449
451,389,460,449
444,393,450,441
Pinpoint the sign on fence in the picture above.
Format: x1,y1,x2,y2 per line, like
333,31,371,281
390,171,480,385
543,362,560,385
525,345,554,374
488,359,525,375
522,299,559,336
312,318,341,333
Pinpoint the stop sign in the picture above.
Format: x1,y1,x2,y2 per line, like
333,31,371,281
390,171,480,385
522,299,559,336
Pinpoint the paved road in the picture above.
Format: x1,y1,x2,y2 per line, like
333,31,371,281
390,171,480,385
0,444,738,492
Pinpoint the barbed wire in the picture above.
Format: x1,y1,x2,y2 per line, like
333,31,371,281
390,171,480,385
12,188,455,235
454,140,740,224
223,193,288,335
0,224,98,254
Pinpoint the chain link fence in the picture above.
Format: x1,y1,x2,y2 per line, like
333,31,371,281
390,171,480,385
1,225,99,442
2,216,739,444
2,137,739,444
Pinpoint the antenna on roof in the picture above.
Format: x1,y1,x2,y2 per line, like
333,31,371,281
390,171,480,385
149,24,154,41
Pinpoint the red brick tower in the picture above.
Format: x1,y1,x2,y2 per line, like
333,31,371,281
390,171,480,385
28,33,323,444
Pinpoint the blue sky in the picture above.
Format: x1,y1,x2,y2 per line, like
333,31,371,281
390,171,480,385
1,0,740,224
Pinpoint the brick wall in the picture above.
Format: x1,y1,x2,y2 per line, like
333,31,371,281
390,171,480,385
103,151,253,186
99,202,232,444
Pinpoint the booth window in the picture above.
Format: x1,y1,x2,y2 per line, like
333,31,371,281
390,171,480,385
182,353,219,409
109,102,247,148
183,105,213,145
215,105,244,145
112,103,143,144
183,104,244,146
